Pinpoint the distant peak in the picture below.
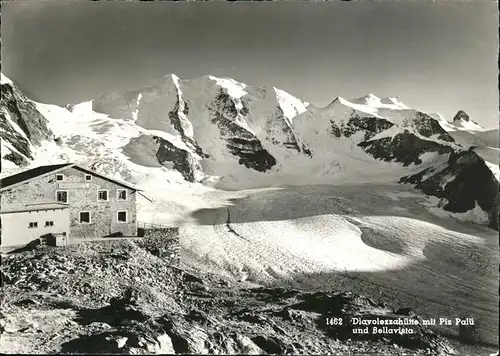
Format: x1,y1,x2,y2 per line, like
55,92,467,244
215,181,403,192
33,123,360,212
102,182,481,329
380,96,409,109
325,96,344,108
207,75,248,98
350,93,382,105
207,75,246,87
169,74,181,88
453,110,470,122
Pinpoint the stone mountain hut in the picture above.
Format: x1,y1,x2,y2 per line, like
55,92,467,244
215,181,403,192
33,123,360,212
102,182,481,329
0,163,139,251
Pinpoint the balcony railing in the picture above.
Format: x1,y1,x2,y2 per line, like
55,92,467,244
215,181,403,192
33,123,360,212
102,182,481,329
137,221,174,230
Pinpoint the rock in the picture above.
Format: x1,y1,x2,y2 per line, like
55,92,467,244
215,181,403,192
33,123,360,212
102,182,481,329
14,298,40,307
154,135,204,183
359,132,454,166
240,312,268,325
209,89,277,172
156,334,176,354
453,110,470,122
288,291,454,353
265,106,312,156
65,104,75,112
330,113,394,141
110,335,128,349
401,149,499,230
396,307,416,317
235,334,264,355
251,335,284,354
2,324,22,333
1,81,53,167
87,321,112,330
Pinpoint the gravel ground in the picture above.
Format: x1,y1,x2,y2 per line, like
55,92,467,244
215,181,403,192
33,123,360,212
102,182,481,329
2,238,493,355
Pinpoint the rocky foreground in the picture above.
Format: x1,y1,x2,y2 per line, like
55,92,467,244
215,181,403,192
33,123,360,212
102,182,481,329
0,237,494,355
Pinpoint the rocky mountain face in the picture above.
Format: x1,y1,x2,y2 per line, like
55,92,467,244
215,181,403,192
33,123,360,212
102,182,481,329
154,135,205,183
89,74,309,179
453,110,470,122
330,112,394,142
359,133,455,166
1,73,498,229
0,77,54,167
401,149,500,230
207,89,277,172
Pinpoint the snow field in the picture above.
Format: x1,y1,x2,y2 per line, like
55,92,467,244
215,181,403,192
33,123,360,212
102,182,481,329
167,183,498,344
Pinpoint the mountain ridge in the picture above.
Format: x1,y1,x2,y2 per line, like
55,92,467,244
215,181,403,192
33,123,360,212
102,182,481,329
1,72,498,229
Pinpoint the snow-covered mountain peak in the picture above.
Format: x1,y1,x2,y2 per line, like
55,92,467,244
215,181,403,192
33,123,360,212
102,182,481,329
273,87,309,119
453,110,470,122
2,73,499,230
207,75,247,98
326,96,384,118
70,101,94,116
379,96,410,109
350,93,381,106
322,94,411,122
349,93,409,111
451,110,484,131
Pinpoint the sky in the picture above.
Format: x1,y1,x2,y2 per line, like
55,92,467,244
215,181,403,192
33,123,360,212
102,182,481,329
1,1,499,129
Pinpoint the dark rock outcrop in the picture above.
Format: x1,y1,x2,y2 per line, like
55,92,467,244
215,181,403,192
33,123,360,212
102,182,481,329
168,96,208,158
1,83,53,145
2,151,29,167
453,110,470,122
330,113,394,141
0,112,32,160
400,150,499,230
409,112,455,142
359,132,455,166
452,110,483,129
209,89,277,172
65,104,76,112
264,106,312,157
154,136,203,182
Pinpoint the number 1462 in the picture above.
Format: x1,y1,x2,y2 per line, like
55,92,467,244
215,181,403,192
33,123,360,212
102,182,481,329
326,317,343,326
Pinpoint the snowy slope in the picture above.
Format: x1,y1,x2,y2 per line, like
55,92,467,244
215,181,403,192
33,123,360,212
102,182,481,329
451,110,485,131
179,183,499,345
452,119,485,131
